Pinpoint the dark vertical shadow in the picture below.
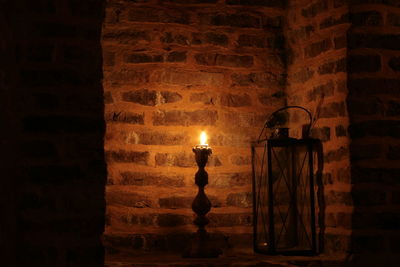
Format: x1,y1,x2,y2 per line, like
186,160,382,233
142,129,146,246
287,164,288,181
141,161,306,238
0,3,18,266
1,1,106,266
314,140,325,254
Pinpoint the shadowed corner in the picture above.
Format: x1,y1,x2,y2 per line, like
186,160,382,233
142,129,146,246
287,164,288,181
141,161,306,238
1,0,107,266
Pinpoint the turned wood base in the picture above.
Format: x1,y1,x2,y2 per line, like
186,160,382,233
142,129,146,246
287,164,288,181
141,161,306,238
182,147,222,258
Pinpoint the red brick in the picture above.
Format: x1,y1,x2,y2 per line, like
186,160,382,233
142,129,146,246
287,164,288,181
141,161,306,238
122,89,157,106
122,89,182,106
155,152,195,168
232,72,284,87
125,53,163,64
237,34,267,48
230,155,251,165
107,191,153,208
334,0,346,8
157,214,189,227
325,191,352,206
106,150,149,164
194,53,253,68
192,32,228,46
153,110,218,126
105,111,144,124
319,13,349,29
263,16,283,29
155,69,224,86
352,11,383,26
258,91,285,106
310,127,331,142
335,125,347,137
161,0,217,3
334,35,346,49
301,0,328,18
290,68,314,83
208,213,252,227
190,93,215,105
127,7,189,24
160,32,189,45
326,212,352,228
209,172,252,187
199,12,261,28
226,0,285,8
120,214,156,226
288,25,314,43
304,38,332,58
120,172,185,187
319,102,346,118
226,192,252,208
166,51,187,62
307,82,334,101
220,93,251,107
138,131,189,146
158,196,192,209
324,234,350,253
103,51,115,67
104,69,149,85
324,146,348,163
318,58,346,74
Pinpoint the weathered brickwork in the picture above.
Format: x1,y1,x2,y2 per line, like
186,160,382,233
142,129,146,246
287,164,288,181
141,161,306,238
347,2,400,264
103,0,400,262
285,0,352,255
2,0,399,266
103,0,286,255
287,0,400,263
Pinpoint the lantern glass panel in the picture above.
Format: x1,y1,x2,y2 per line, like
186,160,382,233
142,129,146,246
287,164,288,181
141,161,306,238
252,142,269,250
252,139,318,255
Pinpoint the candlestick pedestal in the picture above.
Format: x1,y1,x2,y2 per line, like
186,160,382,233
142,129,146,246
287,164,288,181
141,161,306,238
183,147,222,258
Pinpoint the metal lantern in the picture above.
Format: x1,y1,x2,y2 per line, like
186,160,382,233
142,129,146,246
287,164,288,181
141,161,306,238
251,106,320,255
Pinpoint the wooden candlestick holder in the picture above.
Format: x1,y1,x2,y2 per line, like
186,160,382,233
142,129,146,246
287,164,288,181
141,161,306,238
182,146,222,258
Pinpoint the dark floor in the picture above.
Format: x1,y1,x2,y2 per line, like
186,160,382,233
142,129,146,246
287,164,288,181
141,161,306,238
105,252,346,267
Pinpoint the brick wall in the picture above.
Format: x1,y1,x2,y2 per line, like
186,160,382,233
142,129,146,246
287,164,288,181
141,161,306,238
1,0,106,266
347,1,400,265
102,0,287,254
285,0,352,256
2,0,398,264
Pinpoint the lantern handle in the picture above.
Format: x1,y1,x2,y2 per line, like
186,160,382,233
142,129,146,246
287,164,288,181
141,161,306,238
257,105,313,142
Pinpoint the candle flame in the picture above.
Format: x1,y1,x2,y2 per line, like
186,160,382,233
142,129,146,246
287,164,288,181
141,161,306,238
200,131,207,145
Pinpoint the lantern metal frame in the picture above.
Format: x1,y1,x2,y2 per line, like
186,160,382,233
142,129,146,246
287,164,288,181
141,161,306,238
251,106,320,256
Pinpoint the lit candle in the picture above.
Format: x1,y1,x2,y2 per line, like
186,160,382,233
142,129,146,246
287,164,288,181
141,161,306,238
200,131,207,146
196,131,210,149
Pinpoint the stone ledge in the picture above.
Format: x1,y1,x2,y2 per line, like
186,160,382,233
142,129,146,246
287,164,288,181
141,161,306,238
106,252,346,267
